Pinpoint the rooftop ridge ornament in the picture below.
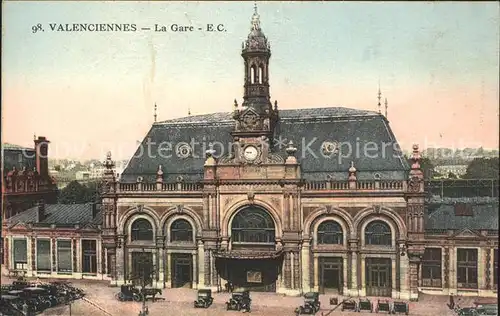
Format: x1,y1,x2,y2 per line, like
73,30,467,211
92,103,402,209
154,103,157,122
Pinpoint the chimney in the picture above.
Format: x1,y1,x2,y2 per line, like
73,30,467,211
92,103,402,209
34,136,50,177
36,200,45,222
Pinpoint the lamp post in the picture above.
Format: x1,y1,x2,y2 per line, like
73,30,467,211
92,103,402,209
136,248,155,316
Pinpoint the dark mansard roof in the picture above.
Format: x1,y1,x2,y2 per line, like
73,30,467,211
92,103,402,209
425,199,499,231
6,203,102,227
120,107,409,182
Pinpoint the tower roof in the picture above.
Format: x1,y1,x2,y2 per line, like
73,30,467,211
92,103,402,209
243,3,270,54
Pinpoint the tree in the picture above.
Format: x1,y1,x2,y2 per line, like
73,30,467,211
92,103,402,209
463,157,499,179
58,180,102,204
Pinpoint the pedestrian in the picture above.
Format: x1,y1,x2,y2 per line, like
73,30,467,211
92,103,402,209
448,294,455,310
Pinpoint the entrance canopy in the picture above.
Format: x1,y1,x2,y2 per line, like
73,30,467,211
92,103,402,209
213,249,283,260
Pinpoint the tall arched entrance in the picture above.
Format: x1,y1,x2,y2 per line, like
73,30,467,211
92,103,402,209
215,205,283,292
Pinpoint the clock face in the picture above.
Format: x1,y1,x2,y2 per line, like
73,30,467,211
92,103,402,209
243,146,259,161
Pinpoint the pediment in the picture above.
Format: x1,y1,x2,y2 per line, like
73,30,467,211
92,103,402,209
451,228,483,239
7,222,29,230
240,107,259,118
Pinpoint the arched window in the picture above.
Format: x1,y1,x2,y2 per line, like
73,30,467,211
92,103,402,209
258,66,264,84
365,221,392,246
250,66,256,84
231,207,275,243
317,220,343,244
131,218,154,241
170,219,193,242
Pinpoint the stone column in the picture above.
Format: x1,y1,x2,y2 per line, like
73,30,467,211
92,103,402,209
284,252,292,288
313,255,319,291
478,248,485,290
301,241,311,293
204,249,211,286
348,239,359,296
408,257,420,301
202,194,210,228
448,247,456,293
399,255,410,299
192,253,198,289
283,193,290,230
485,248,492,290
156,236,165,288
293,252,300,289
30,237,36,272
444,247,450,289
211,250,218,289
197,240,205,287
104,248,108,275
115,236,125,285
166,252,171,287
51,238,56,273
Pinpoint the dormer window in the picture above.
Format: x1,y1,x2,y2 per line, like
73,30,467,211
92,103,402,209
454,203,473,216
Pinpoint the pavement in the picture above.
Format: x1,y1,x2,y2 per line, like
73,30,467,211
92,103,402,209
1,276,488,316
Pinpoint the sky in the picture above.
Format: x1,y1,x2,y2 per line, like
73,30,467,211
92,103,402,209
2,1,499,160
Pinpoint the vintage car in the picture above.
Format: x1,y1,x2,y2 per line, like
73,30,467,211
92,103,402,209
115,284,143,302
226,289,251,312
194,289,213,308
294,292,321,315
376,299,391,313
23,287,52,311
458,308,480,316
392,300,409,315
341,298,358,312
358,298,373,312
475,305,498,316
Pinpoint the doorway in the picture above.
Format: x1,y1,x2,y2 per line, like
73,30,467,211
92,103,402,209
319,257,343,294
365,258,392,297
131,252,154,286
171,253,193,288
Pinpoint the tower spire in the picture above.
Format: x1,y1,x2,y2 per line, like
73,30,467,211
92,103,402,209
385,98,388,118
377,84,382,114
154,103,157,122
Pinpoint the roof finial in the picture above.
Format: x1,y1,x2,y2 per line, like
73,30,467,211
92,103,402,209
251,1,260,31
377,81,382,114
154,103,157,122
384,98,388,118
188,107,191,116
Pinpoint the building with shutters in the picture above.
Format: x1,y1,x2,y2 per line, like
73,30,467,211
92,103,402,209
1,202,104,280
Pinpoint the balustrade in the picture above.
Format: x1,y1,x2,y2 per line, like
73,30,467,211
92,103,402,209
303,180,405,191
116,179,405,192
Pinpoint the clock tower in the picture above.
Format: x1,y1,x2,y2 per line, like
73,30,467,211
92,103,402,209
232,4,279,164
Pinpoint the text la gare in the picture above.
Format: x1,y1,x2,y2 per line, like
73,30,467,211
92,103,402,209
155,23,225,32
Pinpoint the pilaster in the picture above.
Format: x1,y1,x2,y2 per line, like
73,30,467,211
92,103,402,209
197,240,205,288
300,240,311,293
156,236,165,288
204,249,211,286
348,238,360,296
115,235,125,285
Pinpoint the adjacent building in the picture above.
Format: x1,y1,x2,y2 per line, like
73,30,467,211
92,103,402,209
2,202,104,280
2,136,59,219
